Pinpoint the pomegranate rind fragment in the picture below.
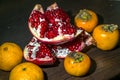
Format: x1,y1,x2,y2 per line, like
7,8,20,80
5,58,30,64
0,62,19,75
23,37,56,65
51,29,94,58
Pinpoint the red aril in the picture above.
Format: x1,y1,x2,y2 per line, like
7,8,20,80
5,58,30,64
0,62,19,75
45,3,70,24
23,37,56,65
28,3,81,45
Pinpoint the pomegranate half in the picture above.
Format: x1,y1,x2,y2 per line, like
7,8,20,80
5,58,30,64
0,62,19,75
28,3,81,45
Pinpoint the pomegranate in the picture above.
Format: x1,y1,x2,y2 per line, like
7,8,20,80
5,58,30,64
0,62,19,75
23,37,56,65
28,3,81,45
25,2,95,65
51,29,94,58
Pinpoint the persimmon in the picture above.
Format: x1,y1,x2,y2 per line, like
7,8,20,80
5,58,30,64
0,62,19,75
92,24,119,50
0,42,23,71
9,62,44,80
74,9,98,33
64,52,91,76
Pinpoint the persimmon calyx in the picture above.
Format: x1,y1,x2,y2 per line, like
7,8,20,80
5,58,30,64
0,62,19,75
102,24,118,32
77,9,91,21
69,52,84,63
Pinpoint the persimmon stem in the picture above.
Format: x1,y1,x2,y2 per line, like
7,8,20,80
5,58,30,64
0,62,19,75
22,68,26,71
3,47,8,51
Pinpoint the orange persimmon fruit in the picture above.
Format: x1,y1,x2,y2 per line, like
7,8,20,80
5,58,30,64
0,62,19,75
74,9,98,33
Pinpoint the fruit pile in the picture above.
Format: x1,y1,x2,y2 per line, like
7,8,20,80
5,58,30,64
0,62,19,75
23,2,94,65
0,2,119,80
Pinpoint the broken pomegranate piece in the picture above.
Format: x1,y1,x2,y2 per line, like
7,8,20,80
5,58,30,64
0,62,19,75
51,29,94,58
45,3,70,24
28,3,81,45
23,37,56,65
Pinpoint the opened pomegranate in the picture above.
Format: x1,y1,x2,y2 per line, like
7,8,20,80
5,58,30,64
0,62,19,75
51,29,94,58
23,37,56,65
28,3,81,45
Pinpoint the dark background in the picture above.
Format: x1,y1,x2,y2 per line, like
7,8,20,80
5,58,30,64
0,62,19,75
0,0,120,47
0,0,120,80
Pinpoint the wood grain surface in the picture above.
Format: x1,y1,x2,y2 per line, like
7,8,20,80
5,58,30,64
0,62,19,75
0,0,120,80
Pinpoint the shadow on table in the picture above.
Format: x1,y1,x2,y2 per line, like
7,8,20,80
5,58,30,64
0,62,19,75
87,58,97,76
80,58,97,78
40,59,60,80
43,71,48,80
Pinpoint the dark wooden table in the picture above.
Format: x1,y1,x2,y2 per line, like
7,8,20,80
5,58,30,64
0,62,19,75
0,0,120,80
